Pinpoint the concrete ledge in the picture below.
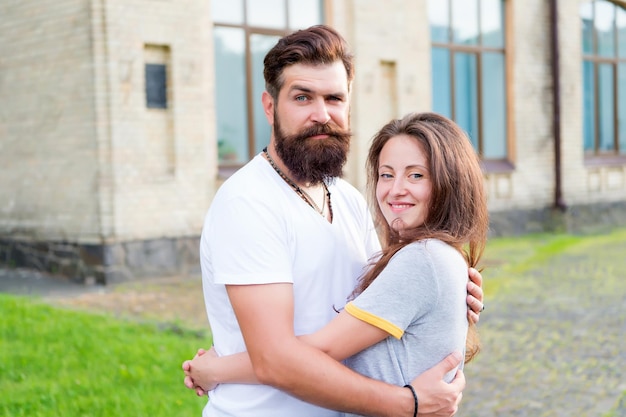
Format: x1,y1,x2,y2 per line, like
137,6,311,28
0,236,200,285
488,201,626,237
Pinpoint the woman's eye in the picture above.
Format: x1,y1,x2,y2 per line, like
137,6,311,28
379,173,393,179
410,173,423,179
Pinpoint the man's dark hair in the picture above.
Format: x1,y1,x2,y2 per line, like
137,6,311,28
263,25,354,99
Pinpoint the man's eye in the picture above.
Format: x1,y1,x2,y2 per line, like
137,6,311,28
295,95,308,102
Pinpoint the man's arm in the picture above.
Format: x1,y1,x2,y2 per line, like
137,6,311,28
226,282,461,417
467,267,484,324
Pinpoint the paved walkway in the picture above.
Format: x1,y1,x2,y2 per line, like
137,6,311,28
461,238,626,416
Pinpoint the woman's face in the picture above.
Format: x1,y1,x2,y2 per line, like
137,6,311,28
376,134,432,232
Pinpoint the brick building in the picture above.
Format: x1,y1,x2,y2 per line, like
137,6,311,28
1,0,625,283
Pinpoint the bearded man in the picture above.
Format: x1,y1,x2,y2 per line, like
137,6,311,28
183,25,485,417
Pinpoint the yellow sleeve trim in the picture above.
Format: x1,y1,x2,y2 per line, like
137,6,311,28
345,302,404,340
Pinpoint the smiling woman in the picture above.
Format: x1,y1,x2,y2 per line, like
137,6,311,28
375,134,433,232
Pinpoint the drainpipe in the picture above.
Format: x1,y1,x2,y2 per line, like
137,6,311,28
550,0,567,211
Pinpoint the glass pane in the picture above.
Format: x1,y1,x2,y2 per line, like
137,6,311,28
598,63,615,151
248,0,286,29
212,0,244,24
481,0,504,48
481,53,506,159
454,52,479,149
617,64,626,155
289,0,323,29
431,47,452,118
452,0,478,45
251,34,282,155
580,2,594,54
582,60,595,152
617,6,626,57
596,1,616,57
214,27,248,164
429,0,450,43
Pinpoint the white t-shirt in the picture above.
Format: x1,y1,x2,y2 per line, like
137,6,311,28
200,154,380,417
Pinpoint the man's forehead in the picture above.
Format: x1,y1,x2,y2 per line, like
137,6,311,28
281,62,349,93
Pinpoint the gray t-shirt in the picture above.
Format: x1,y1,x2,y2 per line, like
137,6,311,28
343,239,468,417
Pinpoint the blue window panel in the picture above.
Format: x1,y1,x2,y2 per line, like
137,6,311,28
481,53,506,159
289,0,323,29
481,0,504,48
429,0,450,43
214,27,248,164
251,34,282,155
598,63,615,151
580,2,594,55
452,0,478,46
212,0,243,24
617,63,626,155
582,60,596,152
248,0,286,29
432,47,452,118
617,6,626,58
454,52,479,149
596,1,616,57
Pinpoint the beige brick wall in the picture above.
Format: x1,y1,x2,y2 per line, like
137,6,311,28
0,0,101,241
0,0,216,245
93,0,216,243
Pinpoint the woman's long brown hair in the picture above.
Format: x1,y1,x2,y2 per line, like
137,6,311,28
353,112,489,363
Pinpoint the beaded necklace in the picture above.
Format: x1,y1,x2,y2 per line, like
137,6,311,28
263,147,333,222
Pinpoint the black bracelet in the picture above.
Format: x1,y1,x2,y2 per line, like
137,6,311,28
403,384,418,417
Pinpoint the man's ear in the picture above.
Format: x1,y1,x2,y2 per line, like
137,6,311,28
262,91,274,125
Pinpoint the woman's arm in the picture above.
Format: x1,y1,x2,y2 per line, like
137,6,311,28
184,309,388,392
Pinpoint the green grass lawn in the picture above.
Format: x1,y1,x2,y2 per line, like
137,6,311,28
0,294,210,417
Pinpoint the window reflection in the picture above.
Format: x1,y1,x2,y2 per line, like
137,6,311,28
430,0,507,160
429,0,449,43
214,28,248,164
581,0,626,156
289,0,323,29
251,34,281,155
248,0,286,28
595,1,616,57
212,0,243,24
452,0,478,45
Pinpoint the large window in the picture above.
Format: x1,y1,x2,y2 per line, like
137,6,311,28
212,0,325,172
429,0,507,162
581,0,626,157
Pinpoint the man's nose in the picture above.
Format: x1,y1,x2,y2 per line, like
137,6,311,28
310,100,331,124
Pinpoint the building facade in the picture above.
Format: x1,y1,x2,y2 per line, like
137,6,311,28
1,0,625,283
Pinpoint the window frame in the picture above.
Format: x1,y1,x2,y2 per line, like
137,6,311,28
430,0,514,173
581,0,626,164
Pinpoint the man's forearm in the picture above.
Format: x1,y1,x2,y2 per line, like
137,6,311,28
252,338,414,417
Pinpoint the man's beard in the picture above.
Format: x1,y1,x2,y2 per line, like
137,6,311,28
273,112,352,185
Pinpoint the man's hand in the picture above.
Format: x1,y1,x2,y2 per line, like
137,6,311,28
182,348,210,396
467,267,484,324
410,351,465,417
